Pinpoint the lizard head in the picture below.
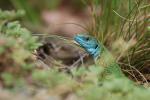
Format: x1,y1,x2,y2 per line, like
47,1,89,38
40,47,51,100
74,34,101,58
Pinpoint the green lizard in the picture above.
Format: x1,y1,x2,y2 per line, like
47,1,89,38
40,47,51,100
74,34,125,78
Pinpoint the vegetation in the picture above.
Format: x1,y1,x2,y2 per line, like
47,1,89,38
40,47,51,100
88,0,150,83
0,0,150,100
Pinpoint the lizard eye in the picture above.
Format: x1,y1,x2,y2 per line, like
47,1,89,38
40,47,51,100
85,37,90,41
95,44,98,49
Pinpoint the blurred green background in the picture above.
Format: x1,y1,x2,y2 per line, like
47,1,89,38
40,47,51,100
0,0,150,100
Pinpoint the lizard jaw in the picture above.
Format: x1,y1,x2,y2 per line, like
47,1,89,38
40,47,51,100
73,41,80,46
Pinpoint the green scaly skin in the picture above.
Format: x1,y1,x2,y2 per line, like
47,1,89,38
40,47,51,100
97,46,125,78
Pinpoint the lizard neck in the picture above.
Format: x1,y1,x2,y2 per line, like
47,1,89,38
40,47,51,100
96,46,114,67
96,45,125,78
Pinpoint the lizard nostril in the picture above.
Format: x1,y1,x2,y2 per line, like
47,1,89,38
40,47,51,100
95,45,98,49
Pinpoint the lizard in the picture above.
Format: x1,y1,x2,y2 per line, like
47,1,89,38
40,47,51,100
35,33,125,78
74,34,125,78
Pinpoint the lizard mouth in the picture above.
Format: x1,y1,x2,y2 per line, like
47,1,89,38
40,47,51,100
73,41,83,48
73,41,80,45
72,40,87,52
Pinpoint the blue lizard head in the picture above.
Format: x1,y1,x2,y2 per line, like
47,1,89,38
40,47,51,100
74,34,101,59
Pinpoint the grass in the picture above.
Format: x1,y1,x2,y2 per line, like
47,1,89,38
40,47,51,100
0,0,150,99
83,0,150,83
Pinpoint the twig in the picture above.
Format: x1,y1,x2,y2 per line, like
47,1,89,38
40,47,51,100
119,62,148,84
